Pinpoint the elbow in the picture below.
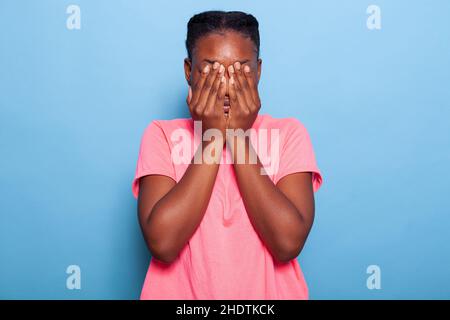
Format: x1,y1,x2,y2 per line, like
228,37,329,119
272,240,304,264
148,241,180,264
141,209,180,264
153,253,178,265
147,238,179,264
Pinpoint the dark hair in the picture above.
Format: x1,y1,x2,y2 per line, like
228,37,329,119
185,10,260,60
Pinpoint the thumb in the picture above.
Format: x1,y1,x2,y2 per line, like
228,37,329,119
187,85,192,104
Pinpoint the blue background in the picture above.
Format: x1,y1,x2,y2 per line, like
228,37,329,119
1,0,449,299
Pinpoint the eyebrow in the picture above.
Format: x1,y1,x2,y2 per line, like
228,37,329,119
203,59,250,65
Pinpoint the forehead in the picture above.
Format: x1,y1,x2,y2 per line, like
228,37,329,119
192,31,257,65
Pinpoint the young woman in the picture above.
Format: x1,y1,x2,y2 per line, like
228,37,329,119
132,10,322,300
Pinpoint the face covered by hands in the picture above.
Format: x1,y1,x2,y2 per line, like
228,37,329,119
186,60,261,137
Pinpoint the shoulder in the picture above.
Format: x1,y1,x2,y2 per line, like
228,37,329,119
141,117,193,140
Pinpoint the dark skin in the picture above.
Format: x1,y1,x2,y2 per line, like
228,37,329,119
138,31,315,264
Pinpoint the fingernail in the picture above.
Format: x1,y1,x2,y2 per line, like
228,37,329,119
234,62,241,70
203,65,210,73
219,64,225,73
244,65,250,73
228,65,234,74
213,62,220,70
188,86,192,99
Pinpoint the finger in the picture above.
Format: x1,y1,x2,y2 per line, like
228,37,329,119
235,81,250,115
230,62,250,114
216,73,227,117
243,65,261,110
196,61,221,115
216,72,227,105
186,85,194,114
187,85,192,104
233,62,251,100
204,64,225,116
191,63,210,107
228,69,237,108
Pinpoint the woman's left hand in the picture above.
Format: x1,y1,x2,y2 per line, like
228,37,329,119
227,62,261,132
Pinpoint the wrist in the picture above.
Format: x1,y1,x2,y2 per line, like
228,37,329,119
225,134,253,164
192,139,223,165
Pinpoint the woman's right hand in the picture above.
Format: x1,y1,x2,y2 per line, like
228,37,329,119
187,61,228,138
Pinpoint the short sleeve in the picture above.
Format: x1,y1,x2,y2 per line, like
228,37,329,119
131,120,176,198
273,118,323,192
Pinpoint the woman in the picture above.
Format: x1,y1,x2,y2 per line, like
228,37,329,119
132,10,322,299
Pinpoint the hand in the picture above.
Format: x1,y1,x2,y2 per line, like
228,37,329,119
187,61,228,139
226,61,261,132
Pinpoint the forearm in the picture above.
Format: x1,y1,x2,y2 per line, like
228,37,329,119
229,137,309,262
144,141,222,262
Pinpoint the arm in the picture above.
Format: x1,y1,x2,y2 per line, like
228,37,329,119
227,61,315,263
138,140,221,264
137,61,227,264
228,136,315,263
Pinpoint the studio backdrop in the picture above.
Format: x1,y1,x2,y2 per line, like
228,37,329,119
1,0,449,299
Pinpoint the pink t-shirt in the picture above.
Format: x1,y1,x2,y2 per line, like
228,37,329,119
132,114,323,300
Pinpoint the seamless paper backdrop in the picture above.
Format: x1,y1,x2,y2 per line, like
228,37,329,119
1,0,449,299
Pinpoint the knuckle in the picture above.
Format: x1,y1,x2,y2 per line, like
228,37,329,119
204,81,212,90
203,109,212,117
193,104,201,115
